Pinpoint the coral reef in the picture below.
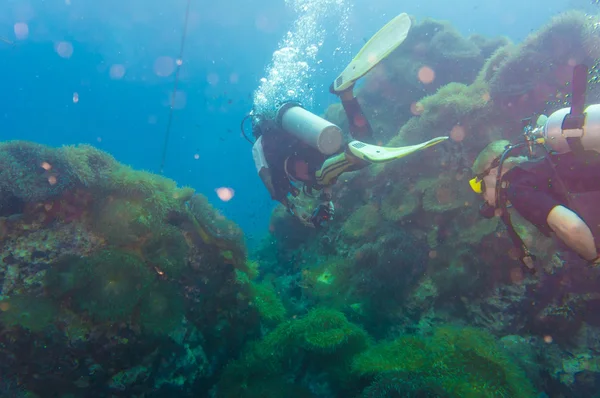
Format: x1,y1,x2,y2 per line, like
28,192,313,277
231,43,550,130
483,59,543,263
0,141,255,397
4,10,600,397
353,326,536,397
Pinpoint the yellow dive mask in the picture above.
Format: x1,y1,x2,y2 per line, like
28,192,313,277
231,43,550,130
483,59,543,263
469,176,484,194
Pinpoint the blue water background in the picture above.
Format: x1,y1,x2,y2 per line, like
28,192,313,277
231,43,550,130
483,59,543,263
0,0,576,247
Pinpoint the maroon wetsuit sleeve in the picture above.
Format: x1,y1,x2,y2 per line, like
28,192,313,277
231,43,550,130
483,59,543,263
341,97,373,142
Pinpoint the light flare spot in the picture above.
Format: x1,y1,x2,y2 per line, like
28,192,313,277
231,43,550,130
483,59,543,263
255,13,277,33
508,247,521,260
509,267,524,284
418,65,435,84
55,41,74,58
41,162,52,171
543,335,553,344
435,186,453,205
410,102,425,116
353,114,366,127
72,92,79,103
207,73,220,86
109,64,126,79
13,22,29,40
154,56,175,77
48,175,57,185
450,125,466,142
216,187,235,202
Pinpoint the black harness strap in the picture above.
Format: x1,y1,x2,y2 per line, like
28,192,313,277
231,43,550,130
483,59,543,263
563,64,589,156
498,177,537,273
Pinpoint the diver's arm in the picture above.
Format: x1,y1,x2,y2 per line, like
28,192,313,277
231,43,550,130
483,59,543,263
337,87,374,142
546,205,598,261
253,137,287,205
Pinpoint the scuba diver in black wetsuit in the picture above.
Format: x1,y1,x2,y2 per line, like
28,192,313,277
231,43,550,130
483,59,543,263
469,64,600,269
242,13,448,228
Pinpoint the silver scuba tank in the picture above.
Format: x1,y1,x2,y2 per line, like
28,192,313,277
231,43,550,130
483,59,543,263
543,104,600,154
276,103,343,155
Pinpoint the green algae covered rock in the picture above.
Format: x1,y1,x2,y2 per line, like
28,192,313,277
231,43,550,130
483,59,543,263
216,308,370,398
353,326,537,398
0,141,255,397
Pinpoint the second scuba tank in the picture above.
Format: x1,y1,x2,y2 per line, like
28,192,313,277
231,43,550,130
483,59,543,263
276,102,344,155
543,104,600,154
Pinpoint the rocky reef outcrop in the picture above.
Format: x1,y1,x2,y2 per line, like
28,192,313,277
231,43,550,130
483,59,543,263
0,141,261,397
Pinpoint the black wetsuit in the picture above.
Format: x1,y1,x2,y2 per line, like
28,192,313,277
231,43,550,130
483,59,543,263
258,96,374,203
260,122,325,202
505,151,600,237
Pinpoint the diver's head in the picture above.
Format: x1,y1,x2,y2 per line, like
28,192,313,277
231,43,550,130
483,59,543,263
470,140,510,207
469,140,527,209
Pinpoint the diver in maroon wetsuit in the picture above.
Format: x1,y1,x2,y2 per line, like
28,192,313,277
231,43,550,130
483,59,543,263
469,65,600,267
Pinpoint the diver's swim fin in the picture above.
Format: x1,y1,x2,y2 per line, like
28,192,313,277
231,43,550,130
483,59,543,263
331,13,412,93
348,136,449,163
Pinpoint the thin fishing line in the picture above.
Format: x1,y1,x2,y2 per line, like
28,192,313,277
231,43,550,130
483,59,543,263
160,0,192,173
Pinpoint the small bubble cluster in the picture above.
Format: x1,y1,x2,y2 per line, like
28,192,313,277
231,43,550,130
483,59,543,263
252,0,352,117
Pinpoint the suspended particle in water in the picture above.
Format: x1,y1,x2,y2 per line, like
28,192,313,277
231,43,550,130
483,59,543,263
41,161,52,170
72,92,79,103
194,154,200,159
